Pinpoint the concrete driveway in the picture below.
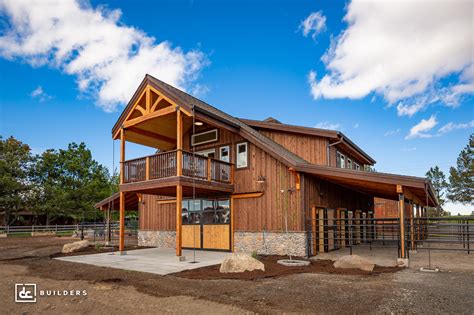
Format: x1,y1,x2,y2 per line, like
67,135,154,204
55,248,231,275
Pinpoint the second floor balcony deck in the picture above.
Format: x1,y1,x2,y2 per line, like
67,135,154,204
120,150,234,196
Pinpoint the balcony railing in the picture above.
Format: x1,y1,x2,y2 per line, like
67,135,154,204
122,150,234,185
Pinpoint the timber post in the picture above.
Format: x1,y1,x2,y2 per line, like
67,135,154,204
176,109,183,257
398,192,406,259
119,128,126,252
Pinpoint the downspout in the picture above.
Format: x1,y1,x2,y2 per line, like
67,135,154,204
327,135,344,166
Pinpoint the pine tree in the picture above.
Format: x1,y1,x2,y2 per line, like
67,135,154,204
447,134,473,205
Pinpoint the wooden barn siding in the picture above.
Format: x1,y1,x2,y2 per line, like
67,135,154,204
138,126,371,232
233,146,303,232
138,195,175,230
302,175,373,214
260,130,328,165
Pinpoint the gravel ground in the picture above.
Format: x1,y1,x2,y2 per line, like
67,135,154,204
1,237,473,314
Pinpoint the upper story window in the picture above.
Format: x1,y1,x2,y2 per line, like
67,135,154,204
336,151,345,168
191,129,218,146
219,146,230,163
236,142,248,168
347,158,352,169
354,162,360,171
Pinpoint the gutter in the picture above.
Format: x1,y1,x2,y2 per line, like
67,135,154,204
326,135,344,166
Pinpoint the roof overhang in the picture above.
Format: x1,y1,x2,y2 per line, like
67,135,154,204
296,163,438,207
94,192,138,211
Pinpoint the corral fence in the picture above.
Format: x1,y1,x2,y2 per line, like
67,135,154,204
306,214,473,258
0,221,138,246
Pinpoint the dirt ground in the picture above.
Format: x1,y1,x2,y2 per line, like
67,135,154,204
1,237,474,314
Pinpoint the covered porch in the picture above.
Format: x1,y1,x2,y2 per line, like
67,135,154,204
113,80,235,257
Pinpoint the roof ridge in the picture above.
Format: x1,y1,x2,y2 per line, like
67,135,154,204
145,75,309,166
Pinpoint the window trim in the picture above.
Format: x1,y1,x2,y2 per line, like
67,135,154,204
196,148,216,158
191,129,218,146
219,145,230,163
235,142,249,169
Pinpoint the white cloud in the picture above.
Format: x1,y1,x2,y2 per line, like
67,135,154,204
384,128,400,136
299,11,327,40
405,115,437,139
0,0,207,112
315,121,341,130
438,120,474,134
30,86,52,102
308,0,473,113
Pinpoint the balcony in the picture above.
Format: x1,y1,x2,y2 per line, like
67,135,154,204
120,150,234,196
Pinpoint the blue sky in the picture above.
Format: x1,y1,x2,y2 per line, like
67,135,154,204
0,0,472,213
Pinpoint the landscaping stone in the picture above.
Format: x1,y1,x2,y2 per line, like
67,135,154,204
62,240,90,254
220,253,265,273
277,259,310,267
333,255,375,271
0,233,7,238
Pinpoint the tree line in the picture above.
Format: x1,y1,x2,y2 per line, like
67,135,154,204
425,134,473,216
0,136,118,226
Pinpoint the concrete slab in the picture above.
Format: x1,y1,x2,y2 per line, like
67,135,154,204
54,248,231,275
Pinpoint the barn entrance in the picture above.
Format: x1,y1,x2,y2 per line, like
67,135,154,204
181,197,231,251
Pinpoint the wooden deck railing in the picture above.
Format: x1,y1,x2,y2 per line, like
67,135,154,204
122,150,234,184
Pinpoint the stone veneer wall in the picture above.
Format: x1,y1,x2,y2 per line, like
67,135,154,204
234,231,307,257
139,230,307,257
138,230,175,248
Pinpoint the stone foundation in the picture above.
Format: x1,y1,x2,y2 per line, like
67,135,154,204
234,231,307,257
138,230,307,257
138,230,175,248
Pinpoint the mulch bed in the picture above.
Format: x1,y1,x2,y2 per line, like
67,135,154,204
173,255,400,280
50,245,151,258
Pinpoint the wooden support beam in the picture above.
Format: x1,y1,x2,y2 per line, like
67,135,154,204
127,126,175,145
145,157,150,180
311,206,317,255
399,193,406,259
120,129,125,184
123,105,177,129
409,201,415,250
176,110,183,176
150,96,163,112
176,185,183,256
231,192,264,199
145,86,150,112
230,196,235,252
119,191,125,251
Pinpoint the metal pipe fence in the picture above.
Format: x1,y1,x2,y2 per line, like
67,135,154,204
306,216,473,257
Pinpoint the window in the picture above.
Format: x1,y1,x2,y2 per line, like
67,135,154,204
236,142,248,168
347,159,352,169
336,151,345,168
191,129,218,146
196,148,215,159
354,162,360,171
219,146,230,162
182,198,230,225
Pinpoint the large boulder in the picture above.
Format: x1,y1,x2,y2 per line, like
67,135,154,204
333,255,375,272
62,240,90,254
220,253,265,273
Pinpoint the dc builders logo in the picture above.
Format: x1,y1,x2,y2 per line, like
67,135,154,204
15,283,87,303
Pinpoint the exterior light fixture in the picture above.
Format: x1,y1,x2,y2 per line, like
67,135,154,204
194,121,203,126
257,175,266,184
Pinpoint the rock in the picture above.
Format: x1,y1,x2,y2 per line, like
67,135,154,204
31,231,56,237
220,253,265,273
62,240,90,253
333,255,375,272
